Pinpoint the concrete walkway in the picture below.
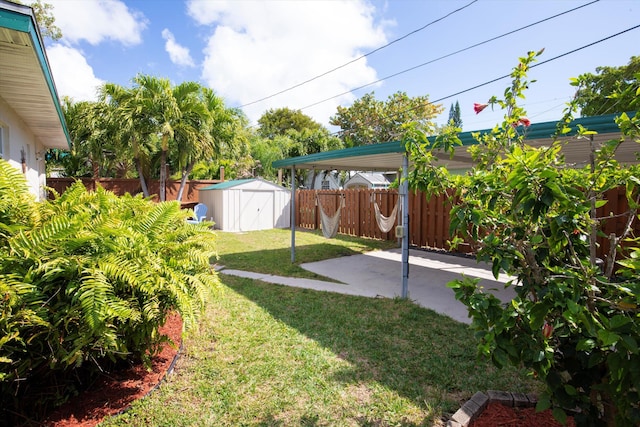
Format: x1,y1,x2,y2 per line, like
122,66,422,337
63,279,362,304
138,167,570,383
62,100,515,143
220,248,517,324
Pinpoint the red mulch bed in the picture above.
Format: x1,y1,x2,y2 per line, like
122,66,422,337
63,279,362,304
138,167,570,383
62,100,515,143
41,313,183,427
470,401,576,427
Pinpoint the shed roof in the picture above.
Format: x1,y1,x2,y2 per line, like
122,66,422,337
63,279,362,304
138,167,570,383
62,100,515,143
199,178,287,191
0,0,70,149
272,113,634,172
345,172,392,186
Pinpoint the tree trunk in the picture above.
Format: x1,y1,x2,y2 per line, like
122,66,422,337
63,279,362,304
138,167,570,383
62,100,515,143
91,156,99,179
159,149,167,202
131,136,150,197
176,161,195,202
309,170,317,190
134,157,150,198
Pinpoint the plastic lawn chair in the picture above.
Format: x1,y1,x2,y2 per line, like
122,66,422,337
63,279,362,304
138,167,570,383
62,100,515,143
186,203,207,224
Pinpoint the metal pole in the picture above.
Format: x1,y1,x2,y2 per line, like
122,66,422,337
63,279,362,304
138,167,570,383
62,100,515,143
290,166,296,263
401,154,409,298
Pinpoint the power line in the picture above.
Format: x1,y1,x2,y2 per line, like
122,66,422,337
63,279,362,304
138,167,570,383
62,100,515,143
432,23,640,106
237,0,478,108
328,23,640,137
297,0,600,112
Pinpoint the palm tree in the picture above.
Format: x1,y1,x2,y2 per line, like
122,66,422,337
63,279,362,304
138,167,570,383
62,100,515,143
171,82,211,202
100,82,156,197
62,98,112,178
133,75,180,202
173,87,245,201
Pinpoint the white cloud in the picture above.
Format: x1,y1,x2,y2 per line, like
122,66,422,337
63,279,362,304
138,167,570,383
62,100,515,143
48,0,147,46
47,44,104,102
186,0,388,127
161,29,195,68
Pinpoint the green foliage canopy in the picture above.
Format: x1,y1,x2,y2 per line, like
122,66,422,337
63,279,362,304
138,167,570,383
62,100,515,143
330,91,443,147
574,55,640,117
257,107,323,139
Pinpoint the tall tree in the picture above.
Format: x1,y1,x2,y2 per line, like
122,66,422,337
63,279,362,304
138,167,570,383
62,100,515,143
170,82,211,201
330,91,443,147
134,75,181,202
101,82,156,197
61,98,125,178
254,109,342,186
172,86,247,201
447,100,462,129
257,107,322,139
574,55,640,116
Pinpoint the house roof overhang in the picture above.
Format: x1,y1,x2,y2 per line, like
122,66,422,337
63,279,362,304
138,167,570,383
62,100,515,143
272,112,636,172
0,0,70,149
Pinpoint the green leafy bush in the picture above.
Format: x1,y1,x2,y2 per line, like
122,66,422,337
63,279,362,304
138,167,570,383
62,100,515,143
409,51,640,426
0,160,218,418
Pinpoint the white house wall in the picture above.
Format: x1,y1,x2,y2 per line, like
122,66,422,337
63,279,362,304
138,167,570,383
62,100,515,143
0,96,47,200
344,175,372,189
305,172,341,190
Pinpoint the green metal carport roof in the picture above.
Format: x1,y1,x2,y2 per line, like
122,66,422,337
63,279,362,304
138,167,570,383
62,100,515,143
272,112,633,172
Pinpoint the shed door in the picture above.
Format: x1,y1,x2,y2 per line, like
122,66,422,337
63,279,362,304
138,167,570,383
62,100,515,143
240,190,273,231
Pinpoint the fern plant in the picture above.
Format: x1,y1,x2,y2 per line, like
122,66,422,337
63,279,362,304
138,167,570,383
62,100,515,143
0,160,219,420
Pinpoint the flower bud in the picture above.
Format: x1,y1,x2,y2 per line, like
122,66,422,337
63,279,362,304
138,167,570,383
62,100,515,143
542,322,554,339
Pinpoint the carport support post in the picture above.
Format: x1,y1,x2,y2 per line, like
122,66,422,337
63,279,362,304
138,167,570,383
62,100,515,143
401,154,409,299
290,166,296,263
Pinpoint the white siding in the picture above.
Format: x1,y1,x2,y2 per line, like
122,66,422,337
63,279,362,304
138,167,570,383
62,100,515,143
0,96,47,200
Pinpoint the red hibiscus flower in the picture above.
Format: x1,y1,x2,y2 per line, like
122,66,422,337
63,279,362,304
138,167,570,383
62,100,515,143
511,117,532,128
473,103,488,114
518,117,531,127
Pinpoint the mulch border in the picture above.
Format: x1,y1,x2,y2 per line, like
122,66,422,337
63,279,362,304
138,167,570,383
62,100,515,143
447,390,538,427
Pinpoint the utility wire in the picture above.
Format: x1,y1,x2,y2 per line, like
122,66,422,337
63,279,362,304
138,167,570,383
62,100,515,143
328,23,640,137
432,23,640,106
298,0,599,112
237,0,478,108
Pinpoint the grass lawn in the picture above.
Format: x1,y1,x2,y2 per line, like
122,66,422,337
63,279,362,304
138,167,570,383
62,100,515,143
101,229,541,426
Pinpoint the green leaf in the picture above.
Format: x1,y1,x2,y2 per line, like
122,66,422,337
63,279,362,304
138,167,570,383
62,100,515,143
620,335,639,354
536,396,551,412
529,304,548,330
609,314,631,330
533,350,545,362
564,384,577,396
492,348,508,368
552,407,567,425
576,339,596,351
597,329,620,347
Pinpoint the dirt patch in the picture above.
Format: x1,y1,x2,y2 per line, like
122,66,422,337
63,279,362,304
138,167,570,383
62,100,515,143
470,401,576,427
42,313,183,427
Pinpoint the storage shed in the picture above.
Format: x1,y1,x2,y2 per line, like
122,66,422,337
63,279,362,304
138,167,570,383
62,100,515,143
198,178,291,232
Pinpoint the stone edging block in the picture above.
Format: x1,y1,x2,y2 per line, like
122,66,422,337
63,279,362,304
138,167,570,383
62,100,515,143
446,390,538,427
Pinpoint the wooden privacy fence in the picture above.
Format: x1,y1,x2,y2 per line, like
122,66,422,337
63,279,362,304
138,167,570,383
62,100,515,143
296,187,638,259
297,188,465,252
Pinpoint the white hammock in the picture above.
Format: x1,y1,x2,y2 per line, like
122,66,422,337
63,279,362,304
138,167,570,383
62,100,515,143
373,200,399,233
317,194,344,239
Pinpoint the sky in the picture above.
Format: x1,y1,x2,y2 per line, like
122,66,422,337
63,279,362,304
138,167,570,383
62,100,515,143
42,0,639,135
